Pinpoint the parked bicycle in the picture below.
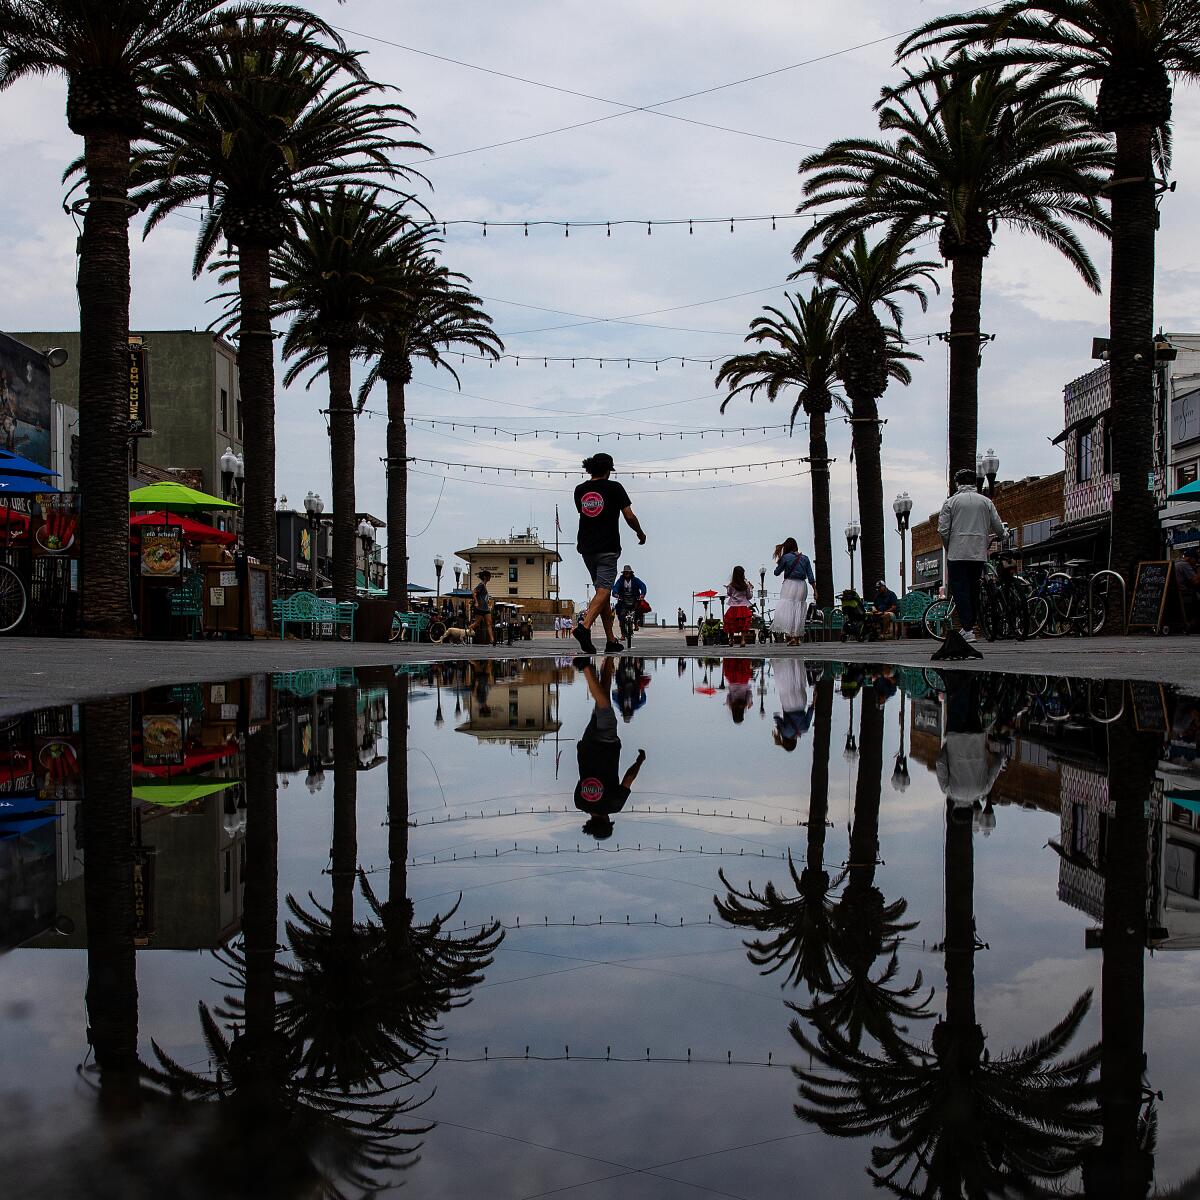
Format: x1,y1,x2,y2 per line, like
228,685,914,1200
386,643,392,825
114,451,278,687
1024,559,1107,638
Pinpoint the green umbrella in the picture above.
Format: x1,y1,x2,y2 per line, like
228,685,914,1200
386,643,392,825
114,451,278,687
132,779,239,807
1167,478,1200,501
129,481,238,510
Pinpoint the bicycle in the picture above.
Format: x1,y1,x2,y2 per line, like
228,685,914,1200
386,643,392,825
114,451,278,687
0,563,28,634
615,601,637,647
922,560,1010,641
1027,560,1108,637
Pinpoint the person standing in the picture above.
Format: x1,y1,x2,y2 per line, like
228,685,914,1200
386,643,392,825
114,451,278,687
467,570,494,645
723,566,755,647
572,453,647,655
938,469,1004,643
772,537,816,646
677,607,686,631
1174,547,1200,632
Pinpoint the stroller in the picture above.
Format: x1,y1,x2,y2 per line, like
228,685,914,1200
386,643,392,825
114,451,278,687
839,589,883,643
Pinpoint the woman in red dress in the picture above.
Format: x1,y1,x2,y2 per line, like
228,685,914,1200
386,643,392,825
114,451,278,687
723,565,755,646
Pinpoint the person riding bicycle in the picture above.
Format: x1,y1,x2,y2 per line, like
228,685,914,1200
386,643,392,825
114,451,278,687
612,565,648,629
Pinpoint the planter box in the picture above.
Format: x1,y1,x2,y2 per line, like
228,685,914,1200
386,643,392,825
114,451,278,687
684,634,699,647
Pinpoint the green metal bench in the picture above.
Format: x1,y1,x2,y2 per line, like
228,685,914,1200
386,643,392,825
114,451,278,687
169,573,204,638
391,610,433,642
272,591,357,640
896,590,933,637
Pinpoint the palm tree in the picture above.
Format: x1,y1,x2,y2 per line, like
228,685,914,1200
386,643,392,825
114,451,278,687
0,2,333,634
716,677,843,993
797,233,937,591
795,60,1110,491
897,4,1200,611
357,238,502,609
273,191,425,602
134,19,426,583
715,289,843,608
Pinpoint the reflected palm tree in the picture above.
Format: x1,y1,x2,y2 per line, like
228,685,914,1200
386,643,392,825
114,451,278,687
81,696,141,1116
793,677,1101,1198
716,677,842,993
1081,719,1163,1200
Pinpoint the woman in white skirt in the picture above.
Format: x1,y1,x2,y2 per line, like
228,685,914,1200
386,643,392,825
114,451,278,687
772,537,816,645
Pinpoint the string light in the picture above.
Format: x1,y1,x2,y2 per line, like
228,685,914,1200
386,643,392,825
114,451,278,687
466,351,725,367
397,455,805,478
395,415,804,440
425,213,800,236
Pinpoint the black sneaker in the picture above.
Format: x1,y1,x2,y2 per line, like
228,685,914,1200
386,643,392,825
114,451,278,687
572,622,597,655
604,640,625,653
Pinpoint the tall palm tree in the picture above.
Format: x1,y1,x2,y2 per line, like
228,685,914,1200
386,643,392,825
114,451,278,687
897,4,1200,610
134,20,426,583
716,677,842,993
357,238,502,609
797,233,937,591
715,289,843,608
795,61,1110,491
0,2,334,634
273,191,425,602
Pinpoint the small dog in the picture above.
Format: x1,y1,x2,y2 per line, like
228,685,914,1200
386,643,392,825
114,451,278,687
430,625,470,645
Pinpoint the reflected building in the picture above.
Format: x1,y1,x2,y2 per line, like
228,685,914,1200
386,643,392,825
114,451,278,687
455,663,571,753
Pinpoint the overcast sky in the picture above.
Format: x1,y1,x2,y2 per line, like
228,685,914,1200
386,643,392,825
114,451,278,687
3,0,1200,615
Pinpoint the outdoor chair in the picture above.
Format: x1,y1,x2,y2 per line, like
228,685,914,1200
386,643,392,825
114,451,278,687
896,591,933,638
169,573,204,638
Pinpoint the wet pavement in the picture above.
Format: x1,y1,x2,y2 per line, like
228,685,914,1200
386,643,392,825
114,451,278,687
2,656,1199,1197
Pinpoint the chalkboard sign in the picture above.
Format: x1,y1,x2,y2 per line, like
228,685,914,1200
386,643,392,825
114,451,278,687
1128,560,1172,632
246,565,272,637
1131,682,1168,733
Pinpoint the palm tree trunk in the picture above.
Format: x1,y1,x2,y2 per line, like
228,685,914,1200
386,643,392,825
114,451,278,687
1107,126,1162,586
386,675,409,914
237,242,278,584
331,684,358,942
943,804,978,1037
328,348,357,603
385,367,409,608
1083,720,1159,1198
809,410,835,608
947,253,984,491
82,696,139,1114
806,677,834,875
241,717,280,1103
77,129,135,637
851,396,887,592
847,695,884,892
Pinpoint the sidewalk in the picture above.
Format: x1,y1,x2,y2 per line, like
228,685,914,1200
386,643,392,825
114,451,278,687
0,629,1193,714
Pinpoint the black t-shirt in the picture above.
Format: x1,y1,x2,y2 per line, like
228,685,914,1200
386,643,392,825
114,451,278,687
574,478,632,556
574,732,630,815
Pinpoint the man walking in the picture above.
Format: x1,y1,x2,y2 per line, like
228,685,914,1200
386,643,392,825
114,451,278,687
572,452,647,655
938,468,1004,643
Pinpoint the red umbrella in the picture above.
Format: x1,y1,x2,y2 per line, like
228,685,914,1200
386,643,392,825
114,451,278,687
129,510,235,545
693,589,719,598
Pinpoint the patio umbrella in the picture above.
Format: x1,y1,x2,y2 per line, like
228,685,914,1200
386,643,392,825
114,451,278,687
129,481,238,511
1167,478,1200,501
0,475,60,495
693,589,719,599
407,582,434,593
132,778,239,807
0,449,59,478
129,510,235,545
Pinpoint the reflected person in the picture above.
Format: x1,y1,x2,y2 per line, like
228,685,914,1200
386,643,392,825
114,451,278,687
575,657,646,839
935,674,1003,818
773,659,814,750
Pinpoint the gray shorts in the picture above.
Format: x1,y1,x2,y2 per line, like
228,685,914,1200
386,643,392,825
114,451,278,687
583,552,619,591
585,706,619,744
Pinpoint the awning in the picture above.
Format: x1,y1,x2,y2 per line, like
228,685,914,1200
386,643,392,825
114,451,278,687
1165,791,1200,816
130,510,235,545
1019,520,1108,559
133,778,239,807
129,481,237,511
1050,414,1097,447
0,449,58,478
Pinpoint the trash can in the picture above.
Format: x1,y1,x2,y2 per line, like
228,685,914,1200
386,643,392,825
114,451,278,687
354,598,397,642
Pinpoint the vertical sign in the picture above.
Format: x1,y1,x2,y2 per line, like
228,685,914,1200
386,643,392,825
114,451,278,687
128,335,150,435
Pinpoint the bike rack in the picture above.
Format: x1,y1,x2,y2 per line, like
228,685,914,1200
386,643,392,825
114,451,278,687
1088,570,1127,636
1087,680,1126,725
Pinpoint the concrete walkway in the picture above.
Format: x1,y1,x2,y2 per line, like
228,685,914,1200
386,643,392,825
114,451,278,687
0,628,1194,714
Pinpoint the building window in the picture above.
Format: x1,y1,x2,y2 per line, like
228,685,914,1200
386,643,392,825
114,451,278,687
1021,517,1060,547
1077,426,1093,483
236,394,243,442
1178,461,1199,491
508,586,518,595
508,566,518,583
508,557,517,565
526,557,534,565
219,387,228,432
223,850,232,894
1101,418,1113,475
1172,390,1200,447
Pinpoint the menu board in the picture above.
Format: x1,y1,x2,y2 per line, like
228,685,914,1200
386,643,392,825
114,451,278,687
141,714,184,766
33,494,80,558
246,565,272,637
1128,561,1171,632
141,525,182,577
1131,682,1168,733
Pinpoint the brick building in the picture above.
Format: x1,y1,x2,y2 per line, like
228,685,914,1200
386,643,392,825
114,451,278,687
909,471,1064,594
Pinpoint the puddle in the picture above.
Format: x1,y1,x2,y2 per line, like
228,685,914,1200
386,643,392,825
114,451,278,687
1,657,1198,1198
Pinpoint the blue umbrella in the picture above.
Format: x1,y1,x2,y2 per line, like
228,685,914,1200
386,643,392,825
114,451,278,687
1167,478,1200,502
0,796,54,817
0,815,59,839
0,475,60,495
0,449,58,478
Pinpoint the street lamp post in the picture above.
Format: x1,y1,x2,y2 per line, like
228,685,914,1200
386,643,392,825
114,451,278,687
759,564,767,633
453,563,463,591
980,447,999,496
893,492,913,597
303,491,323,592
357,519,376,593
434,554,444,612
844,519,860,593
220,445,238,502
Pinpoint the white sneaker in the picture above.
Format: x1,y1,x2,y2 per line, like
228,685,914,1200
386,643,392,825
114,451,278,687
961,630,976,643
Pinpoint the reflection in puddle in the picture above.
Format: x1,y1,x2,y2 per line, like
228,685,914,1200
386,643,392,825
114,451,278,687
2,658,1199,1197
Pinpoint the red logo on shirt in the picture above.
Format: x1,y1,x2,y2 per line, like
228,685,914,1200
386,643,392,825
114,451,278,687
579,778,604,804
580,491,605,518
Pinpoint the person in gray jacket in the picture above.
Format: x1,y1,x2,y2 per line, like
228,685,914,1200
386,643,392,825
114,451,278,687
938,468,1004,643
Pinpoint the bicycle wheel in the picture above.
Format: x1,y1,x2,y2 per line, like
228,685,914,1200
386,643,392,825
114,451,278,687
427,619,447,643
620,609,635,646
389,614,403,642
0,564,28,633
1027,595,1050,638
923,599,955,641
977,591,996,641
